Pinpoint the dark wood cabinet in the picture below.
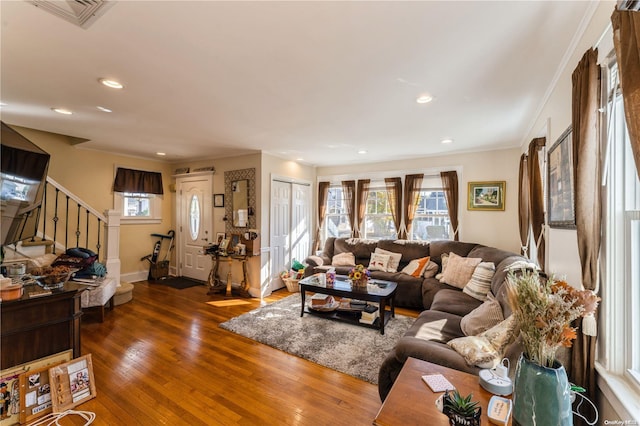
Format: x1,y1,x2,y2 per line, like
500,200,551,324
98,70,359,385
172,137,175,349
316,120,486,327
1,283,83,369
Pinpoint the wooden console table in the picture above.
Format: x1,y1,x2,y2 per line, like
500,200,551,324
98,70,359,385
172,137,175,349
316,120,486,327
206,252,251,297
374,357,512,425
1,282,84,369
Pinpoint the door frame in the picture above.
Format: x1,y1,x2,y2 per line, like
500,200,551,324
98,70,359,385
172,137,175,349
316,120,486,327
268,174,312,293
175,171,214,278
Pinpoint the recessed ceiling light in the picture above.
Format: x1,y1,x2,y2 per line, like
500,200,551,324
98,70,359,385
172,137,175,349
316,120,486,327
156,152,166,156
441,138,454,144
296,158,304,162
0,102,6,107
52,107,72,115
358,150,367,154
99,78,124,89
96,106,112,112
416,93,433,104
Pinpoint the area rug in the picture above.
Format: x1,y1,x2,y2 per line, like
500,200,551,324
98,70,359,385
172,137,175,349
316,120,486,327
154,276,205,289
219,294,414,384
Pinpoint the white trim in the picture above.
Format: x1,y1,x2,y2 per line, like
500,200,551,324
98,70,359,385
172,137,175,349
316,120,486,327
596,363,640,422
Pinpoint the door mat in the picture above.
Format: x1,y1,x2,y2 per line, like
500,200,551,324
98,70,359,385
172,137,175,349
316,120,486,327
153,276,205,289
219,293,414,384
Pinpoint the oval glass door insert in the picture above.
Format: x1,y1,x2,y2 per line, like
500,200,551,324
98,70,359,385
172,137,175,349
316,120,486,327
189,194,200,240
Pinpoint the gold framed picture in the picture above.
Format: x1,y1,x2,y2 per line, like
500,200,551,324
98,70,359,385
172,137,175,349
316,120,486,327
49,354,96,412
468,181,505,211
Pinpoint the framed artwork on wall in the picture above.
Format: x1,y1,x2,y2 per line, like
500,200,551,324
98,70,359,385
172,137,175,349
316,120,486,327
547,126,575,229
213,194,224,208
467,181,505,211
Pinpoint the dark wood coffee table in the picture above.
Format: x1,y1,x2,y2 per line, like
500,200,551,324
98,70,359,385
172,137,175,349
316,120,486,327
374,357,512,425
298,274,397,335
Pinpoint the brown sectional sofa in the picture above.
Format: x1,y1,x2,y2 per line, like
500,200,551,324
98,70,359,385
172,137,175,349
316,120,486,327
303,237,527,401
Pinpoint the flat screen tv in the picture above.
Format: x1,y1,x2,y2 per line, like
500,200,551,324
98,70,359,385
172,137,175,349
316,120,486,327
1,122,50,246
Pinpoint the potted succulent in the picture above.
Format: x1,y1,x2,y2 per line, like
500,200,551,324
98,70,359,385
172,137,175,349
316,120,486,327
442,389,481,426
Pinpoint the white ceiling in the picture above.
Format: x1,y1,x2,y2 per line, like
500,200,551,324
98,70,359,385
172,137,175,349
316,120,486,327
1,1,596,166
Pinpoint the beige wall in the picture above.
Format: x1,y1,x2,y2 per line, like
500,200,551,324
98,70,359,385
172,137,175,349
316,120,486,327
317,147,522,253
12,126,175,276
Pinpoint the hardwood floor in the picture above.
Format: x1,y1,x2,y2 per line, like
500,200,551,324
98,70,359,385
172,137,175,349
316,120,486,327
60,281,419,425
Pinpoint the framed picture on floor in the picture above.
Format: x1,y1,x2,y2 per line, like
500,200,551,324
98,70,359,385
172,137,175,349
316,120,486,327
547,126,575,229
467,181,505,211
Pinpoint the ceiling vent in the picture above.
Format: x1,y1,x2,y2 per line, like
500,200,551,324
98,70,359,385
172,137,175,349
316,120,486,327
27,0,114,29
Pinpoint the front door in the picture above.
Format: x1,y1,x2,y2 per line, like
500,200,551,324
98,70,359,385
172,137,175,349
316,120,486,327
177,175,212,282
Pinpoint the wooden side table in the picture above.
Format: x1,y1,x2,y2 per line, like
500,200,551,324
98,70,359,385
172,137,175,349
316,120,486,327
374,357,512,425
206,252,251,297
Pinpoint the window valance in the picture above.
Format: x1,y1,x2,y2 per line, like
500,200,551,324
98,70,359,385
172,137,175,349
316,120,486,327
113,167,164,195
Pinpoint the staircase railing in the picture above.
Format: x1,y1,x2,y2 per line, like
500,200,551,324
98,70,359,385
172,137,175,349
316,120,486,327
29,177,121,284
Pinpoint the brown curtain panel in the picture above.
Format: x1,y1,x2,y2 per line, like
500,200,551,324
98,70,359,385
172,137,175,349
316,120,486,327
314,181,330,252
356,179,370,238
527,138,545,267
571,47,602,400
403,174,424,239
113,167,164,194
518,154,531,256
341,180,356,238
384,177,402,239
612,9,640,179
440,171,459,241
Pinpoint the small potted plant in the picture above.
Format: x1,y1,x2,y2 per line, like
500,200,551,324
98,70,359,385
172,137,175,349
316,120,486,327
442,389,481,426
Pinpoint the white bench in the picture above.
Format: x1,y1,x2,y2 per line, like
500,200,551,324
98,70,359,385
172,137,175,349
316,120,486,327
80,277,117,322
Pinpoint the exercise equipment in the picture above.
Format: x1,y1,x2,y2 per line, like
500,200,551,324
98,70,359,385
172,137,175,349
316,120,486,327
141,230,175,281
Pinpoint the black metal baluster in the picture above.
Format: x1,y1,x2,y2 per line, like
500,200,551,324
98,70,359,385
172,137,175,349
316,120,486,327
42,181,48,242
52,189,60,255
65,195,70,249
85,209,90,248
76,203,81,248
96,218,102,260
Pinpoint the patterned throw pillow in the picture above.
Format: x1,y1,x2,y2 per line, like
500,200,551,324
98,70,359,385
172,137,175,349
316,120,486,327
463,262,496,301
374,248,403,272
447,316,516,369
368,252,391,271
460,292,504,336
401,256,430,277
332,252,356,267
439,252,482,289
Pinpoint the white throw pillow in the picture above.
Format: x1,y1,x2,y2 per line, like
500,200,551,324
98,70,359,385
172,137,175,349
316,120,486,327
401,256,431,277
374,248,403,272
448,316,516,369
435,253,449,280
332,252,356,267
463,262,496,301
439,252,482,289
368,252,391,272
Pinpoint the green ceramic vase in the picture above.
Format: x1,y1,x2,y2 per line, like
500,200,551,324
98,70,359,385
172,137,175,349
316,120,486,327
512,353,573,426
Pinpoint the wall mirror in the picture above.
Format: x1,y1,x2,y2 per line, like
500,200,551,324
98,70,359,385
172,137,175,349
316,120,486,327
232,179,249,227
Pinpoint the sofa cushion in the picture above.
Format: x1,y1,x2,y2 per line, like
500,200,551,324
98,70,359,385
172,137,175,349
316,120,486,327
439,252,482,289
334,238,378,263
374,247,403,272
430,288,483,317
401,256,430,277
463,261,496,301
460,292,504,336
332,252,355,266
368,252,391,271
447,316,516,368
404,310,464,345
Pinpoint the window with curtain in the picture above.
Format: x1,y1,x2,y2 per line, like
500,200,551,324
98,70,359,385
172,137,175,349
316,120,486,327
361,184,397,239
113,167,164,224
323,186,352,239
601,59,640,392
410,189,451,241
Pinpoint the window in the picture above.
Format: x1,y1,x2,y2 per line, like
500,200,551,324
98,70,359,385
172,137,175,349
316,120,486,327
410,189,451,241
323,186,351,239
599,59,640,409
362,186,397,239
113,167,163,224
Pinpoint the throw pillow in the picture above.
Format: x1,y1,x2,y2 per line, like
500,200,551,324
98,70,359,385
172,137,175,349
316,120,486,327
401,256,430,277
447,316,516,369
462,262,496,301
435,253,449,280
439,252,482,289
332,252,356,267
374,248,403,273
368,252,391,272
460,292,504,336
422,260,439,279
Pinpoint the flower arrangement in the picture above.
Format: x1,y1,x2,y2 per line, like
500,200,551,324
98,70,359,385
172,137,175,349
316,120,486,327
506,269,600,368
348,264,370,287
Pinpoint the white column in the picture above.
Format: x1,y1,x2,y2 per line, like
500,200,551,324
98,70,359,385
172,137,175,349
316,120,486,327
103,209,121,285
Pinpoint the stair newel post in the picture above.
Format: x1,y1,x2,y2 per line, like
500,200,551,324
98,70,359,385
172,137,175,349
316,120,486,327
103,209,121,285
